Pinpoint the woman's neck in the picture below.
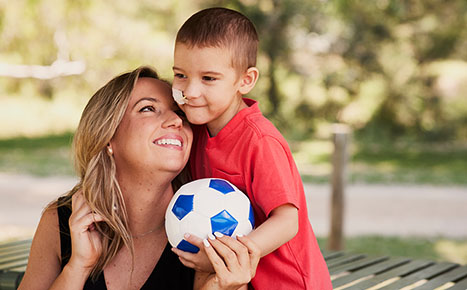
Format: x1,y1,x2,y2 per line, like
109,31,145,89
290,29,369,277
117,171,174,236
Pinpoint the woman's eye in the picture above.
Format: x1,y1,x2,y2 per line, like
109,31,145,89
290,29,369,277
139,106,155,112
202,76,216,81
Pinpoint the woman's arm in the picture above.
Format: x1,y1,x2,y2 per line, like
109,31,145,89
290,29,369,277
194,234,260,290
17,207,62,290
19,193,104,290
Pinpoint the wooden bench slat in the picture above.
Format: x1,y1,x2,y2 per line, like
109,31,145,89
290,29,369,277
329,256,388,275
322,250,345,260
344,259,434,290
0,245,31,253
0,249,31,262
331,256,410,288
378,262,459,290
0,258,29,272
0,254,30,267
412,265,467,290
445,275,467,290
0,240,32,250
327,253,366,268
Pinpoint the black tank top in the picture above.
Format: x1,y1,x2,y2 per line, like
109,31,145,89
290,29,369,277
57,197,195,289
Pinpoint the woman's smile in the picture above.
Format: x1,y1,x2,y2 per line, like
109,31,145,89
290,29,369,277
153,134,184,151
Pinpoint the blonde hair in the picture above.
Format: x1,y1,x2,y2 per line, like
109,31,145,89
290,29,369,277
54,66,164,280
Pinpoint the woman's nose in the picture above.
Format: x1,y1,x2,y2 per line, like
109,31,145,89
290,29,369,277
163,110,184,129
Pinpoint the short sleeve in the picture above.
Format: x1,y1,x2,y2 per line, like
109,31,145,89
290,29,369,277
250,136,300,217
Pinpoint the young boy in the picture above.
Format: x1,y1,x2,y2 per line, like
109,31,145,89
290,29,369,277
171,7,332,289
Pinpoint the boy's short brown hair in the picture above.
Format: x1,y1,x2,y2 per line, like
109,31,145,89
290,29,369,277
176,7,258,73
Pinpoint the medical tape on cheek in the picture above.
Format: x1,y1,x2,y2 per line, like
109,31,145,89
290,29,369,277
172,88,186,105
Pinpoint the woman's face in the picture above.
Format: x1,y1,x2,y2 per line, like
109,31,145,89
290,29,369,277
110,77,193,176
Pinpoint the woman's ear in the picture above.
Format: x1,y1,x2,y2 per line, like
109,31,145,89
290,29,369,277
239,67,259,95
107,143,113,156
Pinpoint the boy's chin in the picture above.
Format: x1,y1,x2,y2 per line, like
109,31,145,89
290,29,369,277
186,116,208,125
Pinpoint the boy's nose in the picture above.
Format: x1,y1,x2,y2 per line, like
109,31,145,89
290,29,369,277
183,81,201,100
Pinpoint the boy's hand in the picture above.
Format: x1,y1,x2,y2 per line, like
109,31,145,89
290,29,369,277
172,233,215,273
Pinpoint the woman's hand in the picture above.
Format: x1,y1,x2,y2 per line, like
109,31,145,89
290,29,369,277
172,233,215,273
67,192,104,272
197,233,260,290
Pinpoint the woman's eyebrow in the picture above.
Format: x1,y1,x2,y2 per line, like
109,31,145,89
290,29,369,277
132,97,159,109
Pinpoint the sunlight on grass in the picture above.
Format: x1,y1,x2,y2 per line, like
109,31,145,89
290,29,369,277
318,235,467,264
0,95,85,138
435,239,467,264
294,140,332,183
295,139,467,185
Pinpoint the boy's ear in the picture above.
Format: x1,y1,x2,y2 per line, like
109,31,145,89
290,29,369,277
238,67,259,95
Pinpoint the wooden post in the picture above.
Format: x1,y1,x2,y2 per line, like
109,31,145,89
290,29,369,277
327,123,351,251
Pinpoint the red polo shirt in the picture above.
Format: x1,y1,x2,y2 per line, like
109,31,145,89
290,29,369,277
189,98,332,289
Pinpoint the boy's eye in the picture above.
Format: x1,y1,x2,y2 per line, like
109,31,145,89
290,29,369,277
174,73,186,79
202,76,216,81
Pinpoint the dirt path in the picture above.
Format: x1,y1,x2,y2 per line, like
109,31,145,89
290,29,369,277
1,173,466,241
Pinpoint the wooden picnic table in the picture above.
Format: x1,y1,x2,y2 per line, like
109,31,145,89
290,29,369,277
1,239,467,289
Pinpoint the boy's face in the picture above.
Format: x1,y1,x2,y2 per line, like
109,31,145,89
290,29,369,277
172,43,247,136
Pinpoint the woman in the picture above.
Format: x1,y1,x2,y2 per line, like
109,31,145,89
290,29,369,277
18,67,259,290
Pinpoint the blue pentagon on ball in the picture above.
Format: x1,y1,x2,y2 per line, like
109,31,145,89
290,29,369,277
209,179,235,194
172,194,194,220
249,205,255,228
211,210,238,236
176,239,199,253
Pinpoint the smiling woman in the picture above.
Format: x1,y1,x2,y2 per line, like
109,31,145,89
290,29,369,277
17,66,260,290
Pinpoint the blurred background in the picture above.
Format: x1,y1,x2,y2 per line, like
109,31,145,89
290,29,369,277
0,0,466,264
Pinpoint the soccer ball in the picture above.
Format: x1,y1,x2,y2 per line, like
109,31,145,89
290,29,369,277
165,178,255,253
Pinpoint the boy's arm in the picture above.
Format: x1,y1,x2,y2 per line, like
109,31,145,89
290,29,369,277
174,203,298,272
247,203,298,257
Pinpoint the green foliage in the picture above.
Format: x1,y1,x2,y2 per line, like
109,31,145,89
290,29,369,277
0,0,466,141
230,0,467,141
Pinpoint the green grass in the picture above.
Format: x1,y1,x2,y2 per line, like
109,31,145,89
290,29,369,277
295,140,467,185
0,133,74,176
317,235,467,264
1,134,467,186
